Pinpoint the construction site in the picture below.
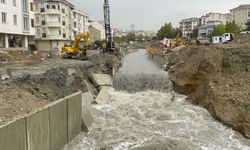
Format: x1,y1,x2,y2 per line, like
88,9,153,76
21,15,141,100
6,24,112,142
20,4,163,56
1,0,250,150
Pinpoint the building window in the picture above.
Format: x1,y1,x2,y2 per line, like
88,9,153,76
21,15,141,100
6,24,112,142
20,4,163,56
41,20,46,25
31,19,34,27
35,16,39,24
58,5,60,10
23,16,29,30
58,17,60,22
22,0,28,12
40,8,45,12
63,33,66,38
42,33,46,38
59,30,61,35
1,12,6,23
30,2,33,11
62,21,65,26
248,12,250,17
62,8,65,13
13,15,17,25
36,29,40,36
13,0,16,6
47,5,50,9
74,22,77,28
52,5,56,9
1,0,6,4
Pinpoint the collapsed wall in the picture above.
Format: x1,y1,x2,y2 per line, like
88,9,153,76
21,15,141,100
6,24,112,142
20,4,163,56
167,35,250,138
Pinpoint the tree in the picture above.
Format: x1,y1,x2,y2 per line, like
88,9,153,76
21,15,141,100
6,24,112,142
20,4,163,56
157,22,178,39
225,21,241,34
191,27,198,38
211,24,225,36
126,32,136,41
245,19,250,31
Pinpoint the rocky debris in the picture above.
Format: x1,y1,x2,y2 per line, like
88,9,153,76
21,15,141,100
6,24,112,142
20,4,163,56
166,35,250,138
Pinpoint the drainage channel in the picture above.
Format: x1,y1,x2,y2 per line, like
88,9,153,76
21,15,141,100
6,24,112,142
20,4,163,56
63,49,250,150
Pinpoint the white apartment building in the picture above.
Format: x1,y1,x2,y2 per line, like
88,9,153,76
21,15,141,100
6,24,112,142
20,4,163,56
33,0,74,51
71,9,89,39
199,13,229,26
0,0,35,50
89,21,105,43
230,4,250,29
198,21,222,37
179,17,198,36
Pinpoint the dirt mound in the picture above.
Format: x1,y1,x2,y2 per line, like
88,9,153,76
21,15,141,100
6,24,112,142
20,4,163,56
167,35,250,138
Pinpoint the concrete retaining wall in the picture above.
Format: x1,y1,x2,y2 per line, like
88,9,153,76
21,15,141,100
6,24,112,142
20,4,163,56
0,91,82,150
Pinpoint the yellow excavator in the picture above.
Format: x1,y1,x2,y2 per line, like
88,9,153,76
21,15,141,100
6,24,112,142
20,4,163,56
61,32,89,60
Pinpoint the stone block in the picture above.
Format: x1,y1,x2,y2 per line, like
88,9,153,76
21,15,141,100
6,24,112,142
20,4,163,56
95,86,112,103
91,74,112,87
26,108,50,150
0,118,27,150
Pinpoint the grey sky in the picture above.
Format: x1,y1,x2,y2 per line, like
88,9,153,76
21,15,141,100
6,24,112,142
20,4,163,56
68,0,250,30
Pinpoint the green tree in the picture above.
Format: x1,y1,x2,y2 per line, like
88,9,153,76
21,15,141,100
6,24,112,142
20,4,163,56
211,24,225,36
225,21,241,33
191,27,198,38
157,22,177,39
245,19,250,31
126,32,136,41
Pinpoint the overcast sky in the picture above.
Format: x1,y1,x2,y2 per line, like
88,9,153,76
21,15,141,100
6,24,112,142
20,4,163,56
68,0,250,31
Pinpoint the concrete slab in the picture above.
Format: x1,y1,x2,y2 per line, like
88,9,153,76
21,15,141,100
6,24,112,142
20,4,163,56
91,74,112,87
66,92,82,141
82,92,95,106
0,118,27,150
82,106,94,132
49,99,68,150
95,86,112,103
26,108,50,150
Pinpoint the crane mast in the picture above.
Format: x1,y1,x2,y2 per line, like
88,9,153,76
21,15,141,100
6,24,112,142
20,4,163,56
103,0,113,51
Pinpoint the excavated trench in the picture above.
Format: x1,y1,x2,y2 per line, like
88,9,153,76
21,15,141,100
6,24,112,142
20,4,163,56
63,49,250,150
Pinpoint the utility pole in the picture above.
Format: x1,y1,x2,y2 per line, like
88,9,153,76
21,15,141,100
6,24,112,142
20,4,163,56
103,0,113,51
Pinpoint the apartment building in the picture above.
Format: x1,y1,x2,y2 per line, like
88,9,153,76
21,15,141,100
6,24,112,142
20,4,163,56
179,17,198,36
71,9,89,39
199,13,229,26
33,0,74,51
89,21,105,43
0,0,35,50
230,4,250,29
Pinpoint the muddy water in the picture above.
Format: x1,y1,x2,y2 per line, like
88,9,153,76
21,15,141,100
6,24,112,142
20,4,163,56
63,49,250,150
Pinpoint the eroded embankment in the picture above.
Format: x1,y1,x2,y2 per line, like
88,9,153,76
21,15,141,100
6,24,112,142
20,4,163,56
0,52,118,125
166,36,250,138
0,62,94,125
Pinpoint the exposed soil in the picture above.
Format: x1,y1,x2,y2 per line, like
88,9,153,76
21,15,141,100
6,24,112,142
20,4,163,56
166,35,250,138
0,50,118,126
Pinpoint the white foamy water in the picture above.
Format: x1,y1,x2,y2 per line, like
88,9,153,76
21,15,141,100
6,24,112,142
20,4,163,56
63,49,250,150
63,90,250,150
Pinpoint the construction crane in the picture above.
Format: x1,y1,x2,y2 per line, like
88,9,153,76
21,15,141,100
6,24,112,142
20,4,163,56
103,0,113,51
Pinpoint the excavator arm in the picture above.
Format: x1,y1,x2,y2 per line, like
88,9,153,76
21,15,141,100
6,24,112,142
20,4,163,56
61,32,89,60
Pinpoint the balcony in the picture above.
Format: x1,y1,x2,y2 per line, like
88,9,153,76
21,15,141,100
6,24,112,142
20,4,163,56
46,9,61,15
43,34,64,40
46,21,61,27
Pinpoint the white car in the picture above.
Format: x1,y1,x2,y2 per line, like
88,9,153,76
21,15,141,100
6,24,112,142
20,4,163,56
240,31,250,34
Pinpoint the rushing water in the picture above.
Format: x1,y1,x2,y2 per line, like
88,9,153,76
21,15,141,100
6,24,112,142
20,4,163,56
63,49,250,150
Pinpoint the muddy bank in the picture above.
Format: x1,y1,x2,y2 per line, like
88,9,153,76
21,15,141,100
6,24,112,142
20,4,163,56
166,35,250,138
